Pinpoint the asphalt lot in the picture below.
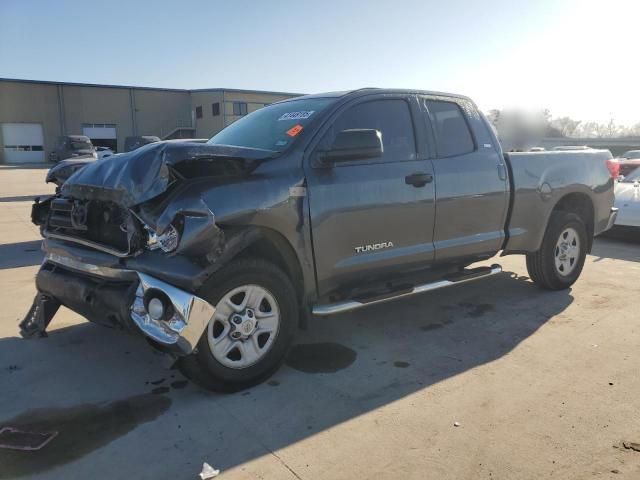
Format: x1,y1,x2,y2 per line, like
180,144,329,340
1,165,640,480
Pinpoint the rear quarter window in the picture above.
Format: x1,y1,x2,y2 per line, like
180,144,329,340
426,100,475,157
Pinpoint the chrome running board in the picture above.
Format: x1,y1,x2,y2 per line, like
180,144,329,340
312,264,502,316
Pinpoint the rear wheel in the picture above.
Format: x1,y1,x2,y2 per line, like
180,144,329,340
179,257,298,392
526,211,588,290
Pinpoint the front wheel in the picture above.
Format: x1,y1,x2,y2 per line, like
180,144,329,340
179,257,298,392
526,211,588,290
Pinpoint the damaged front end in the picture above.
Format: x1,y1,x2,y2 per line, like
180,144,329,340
23,141,274,355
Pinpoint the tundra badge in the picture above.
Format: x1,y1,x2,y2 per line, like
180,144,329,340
354,242,394,253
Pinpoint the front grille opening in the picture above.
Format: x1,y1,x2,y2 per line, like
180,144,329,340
45,198,141,255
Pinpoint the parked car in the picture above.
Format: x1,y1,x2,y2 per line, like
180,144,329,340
615,150,640,177
25,88,617,391
124,135,160,152
45,158,97,189
613,166,640,229
95,146,114,159
52,135,97,162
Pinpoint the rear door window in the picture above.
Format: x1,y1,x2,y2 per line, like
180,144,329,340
425,100,475,157
322,99,416,162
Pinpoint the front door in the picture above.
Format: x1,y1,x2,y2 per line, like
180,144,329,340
305,95,436,297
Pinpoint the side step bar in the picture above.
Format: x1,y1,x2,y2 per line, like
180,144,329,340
312,264,502,316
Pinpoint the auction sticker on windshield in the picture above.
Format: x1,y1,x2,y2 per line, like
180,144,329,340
278,111,315,121
286,124,304,137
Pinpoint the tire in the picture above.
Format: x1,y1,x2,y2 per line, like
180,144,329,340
178,257,298,392
526,211,588,290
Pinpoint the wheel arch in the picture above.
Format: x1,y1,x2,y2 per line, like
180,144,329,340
550,192,595,252
240,227,305,305
196,225,308,328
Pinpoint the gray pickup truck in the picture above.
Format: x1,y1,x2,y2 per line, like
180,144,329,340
25,88,618,391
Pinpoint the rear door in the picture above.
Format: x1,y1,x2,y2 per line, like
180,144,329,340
305,95,436,297
420,97,509,262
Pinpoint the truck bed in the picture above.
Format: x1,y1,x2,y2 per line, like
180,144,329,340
503,149,615,254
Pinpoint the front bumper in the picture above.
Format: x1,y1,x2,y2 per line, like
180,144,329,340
27,254,215,355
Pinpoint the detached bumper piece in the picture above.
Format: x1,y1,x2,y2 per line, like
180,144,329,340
27,259,216,355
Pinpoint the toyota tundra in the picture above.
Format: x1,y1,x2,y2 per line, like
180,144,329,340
24,88,618,390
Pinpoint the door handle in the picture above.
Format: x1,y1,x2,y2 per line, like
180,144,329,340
405,172,433,187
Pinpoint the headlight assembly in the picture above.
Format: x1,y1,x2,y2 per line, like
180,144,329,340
147,224,180,253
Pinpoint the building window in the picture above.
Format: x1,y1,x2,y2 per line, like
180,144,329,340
195,106,203,119
5,145,43,151
212,103,220,116
233,102,248,116
82,123,116,128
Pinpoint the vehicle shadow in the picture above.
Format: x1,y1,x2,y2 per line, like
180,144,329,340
0,271,573,478
0,240,43,269
591,235,640,263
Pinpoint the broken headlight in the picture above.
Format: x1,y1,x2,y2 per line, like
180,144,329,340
147,224,180,253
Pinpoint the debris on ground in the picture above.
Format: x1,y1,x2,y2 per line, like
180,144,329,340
623,441,640,452
0,427,58,451
199,462,220,479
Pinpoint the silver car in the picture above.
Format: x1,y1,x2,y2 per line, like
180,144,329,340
614,167,640,227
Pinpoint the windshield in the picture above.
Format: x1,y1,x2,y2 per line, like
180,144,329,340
208,98,336,152
621,167,640,182
622,150,640,159
70,142,93,151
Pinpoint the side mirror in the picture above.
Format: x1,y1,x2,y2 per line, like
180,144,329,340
319,129,383,163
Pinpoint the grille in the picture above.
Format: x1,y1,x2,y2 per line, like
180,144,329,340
45,198,137,255
49,198,86,230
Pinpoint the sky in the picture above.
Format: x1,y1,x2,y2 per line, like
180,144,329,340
1,0,638,125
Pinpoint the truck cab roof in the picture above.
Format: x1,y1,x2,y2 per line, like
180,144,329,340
279,88,473,103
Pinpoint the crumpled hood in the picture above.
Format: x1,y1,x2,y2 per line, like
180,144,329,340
61,141,274,207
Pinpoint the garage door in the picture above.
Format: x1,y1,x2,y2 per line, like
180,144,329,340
82,123,117,151
2,123,44,163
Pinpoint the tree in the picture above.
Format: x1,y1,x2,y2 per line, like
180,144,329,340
551,117,581,137
603,118,621,138
486,109,501,127
625,122,640,137
484,108,639,139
